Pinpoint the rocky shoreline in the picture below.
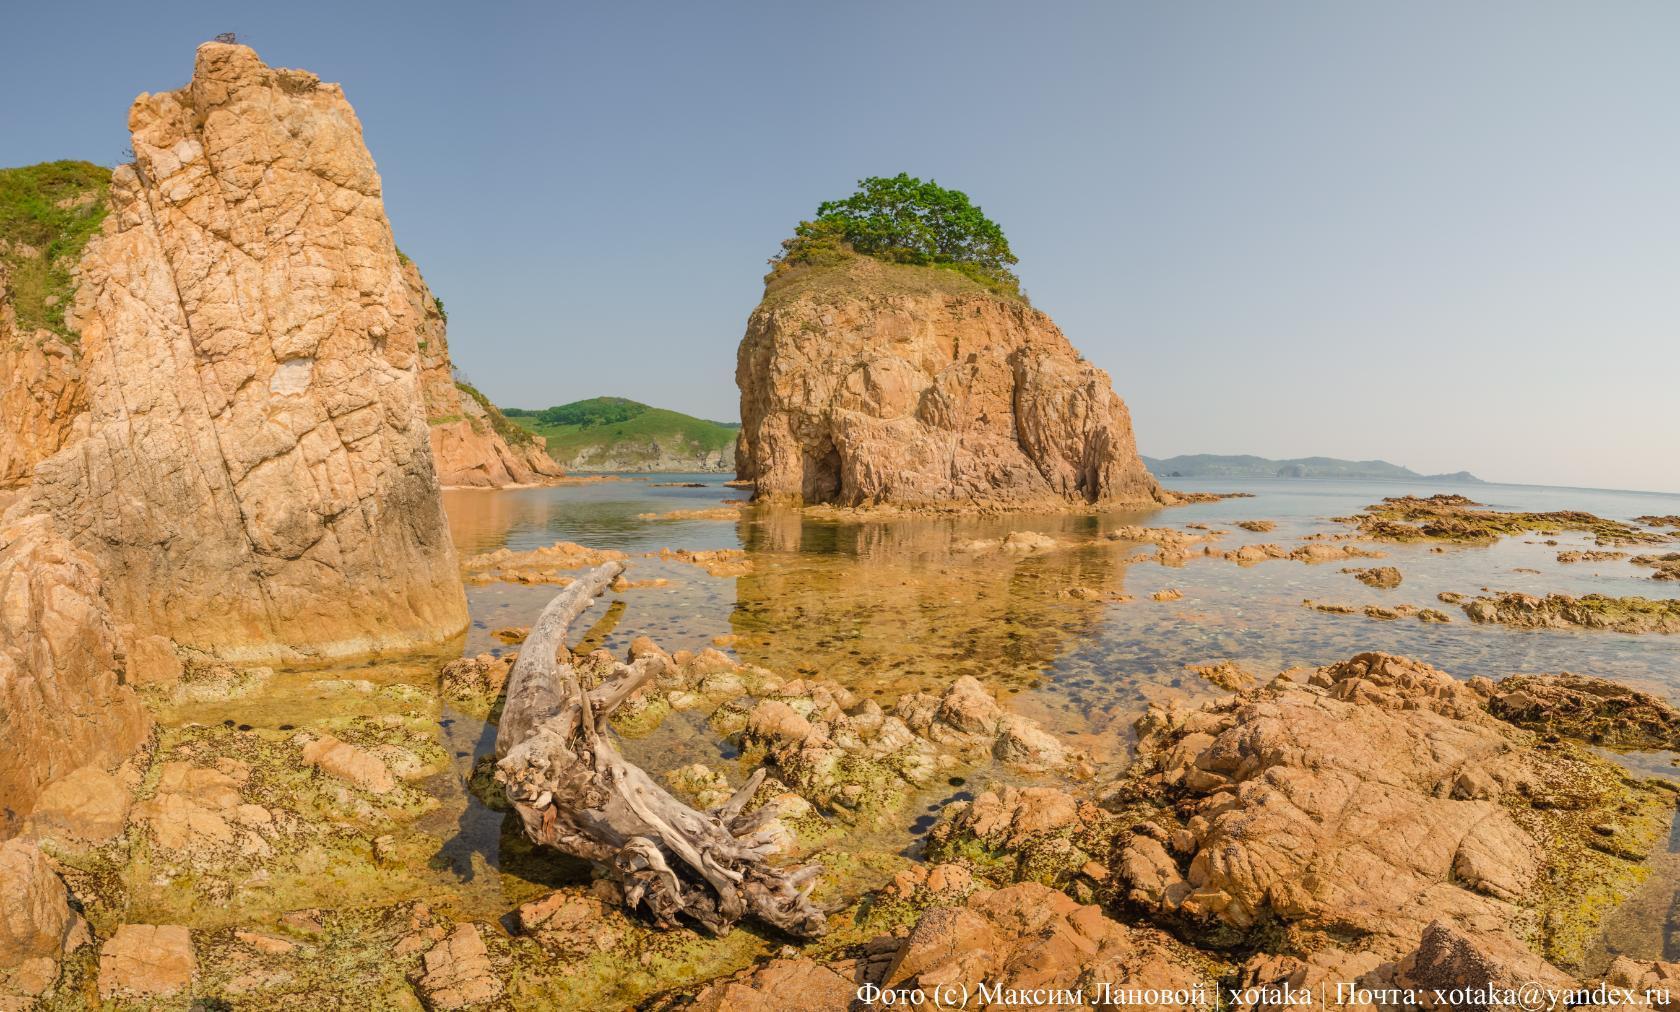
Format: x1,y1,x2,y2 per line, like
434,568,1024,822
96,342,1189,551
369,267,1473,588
9,507,1680,1008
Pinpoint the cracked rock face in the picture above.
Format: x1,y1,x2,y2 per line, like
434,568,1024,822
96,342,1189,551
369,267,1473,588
20,42,467,662
734,258,1164,509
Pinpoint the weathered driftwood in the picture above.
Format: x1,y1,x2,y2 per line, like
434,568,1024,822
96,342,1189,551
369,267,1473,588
494,561,826,938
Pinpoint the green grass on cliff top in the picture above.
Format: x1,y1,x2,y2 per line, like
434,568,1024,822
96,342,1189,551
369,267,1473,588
761,251,1030,309
505,397,739,467
0,161,112,342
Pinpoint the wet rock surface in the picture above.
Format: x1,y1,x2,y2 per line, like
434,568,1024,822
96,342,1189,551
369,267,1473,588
1345,494,1672,547
1460,591,1680,634
1489,673,1680,749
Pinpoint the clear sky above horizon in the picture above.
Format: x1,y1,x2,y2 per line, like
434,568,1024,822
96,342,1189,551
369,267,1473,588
5,1,1676,493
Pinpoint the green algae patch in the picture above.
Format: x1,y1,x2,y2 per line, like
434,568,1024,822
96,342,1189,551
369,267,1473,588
1505,740,1677,971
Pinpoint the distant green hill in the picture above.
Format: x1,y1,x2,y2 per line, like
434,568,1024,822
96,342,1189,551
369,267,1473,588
506,397,739,472
1143,453,1481,483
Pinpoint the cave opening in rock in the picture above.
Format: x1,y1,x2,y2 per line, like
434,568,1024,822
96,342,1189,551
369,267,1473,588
801,437,843,504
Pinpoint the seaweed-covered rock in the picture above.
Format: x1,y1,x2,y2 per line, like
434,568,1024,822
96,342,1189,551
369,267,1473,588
1489,673,1680,749
1347,565,1403,589
1460,592,1680,634
1346,495,1666,547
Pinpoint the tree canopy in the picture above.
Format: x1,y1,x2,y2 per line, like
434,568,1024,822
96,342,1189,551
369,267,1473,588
773,174,1022,298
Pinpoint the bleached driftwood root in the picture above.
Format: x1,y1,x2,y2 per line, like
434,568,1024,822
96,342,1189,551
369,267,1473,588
494,561,826,938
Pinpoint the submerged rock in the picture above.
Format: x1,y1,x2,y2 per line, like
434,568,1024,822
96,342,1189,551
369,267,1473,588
463,541,627,585
1558,549,1629,564
645,547,752,577
1346,564,1403,588
734,256,1163,510
1631,552,1680,581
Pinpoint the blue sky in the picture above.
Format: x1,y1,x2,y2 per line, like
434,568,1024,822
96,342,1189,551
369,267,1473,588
5,1,1677,492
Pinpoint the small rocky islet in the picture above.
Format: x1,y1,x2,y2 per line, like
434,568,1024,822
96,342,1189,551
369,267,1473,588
2,40,1680,1012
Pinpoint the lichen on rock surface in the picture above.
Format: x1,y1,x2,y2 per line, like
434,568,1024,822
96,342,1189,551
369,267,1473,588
18,42,467,662
734,256,1164,509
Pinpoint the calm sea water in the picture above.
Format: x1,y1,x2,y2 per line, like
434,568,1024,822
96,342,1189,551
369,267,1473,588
445,474,1680,700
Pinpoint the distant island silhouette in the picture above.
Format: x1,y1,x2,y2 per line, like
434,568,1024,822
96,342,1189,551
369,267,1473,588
1143,454,1481,482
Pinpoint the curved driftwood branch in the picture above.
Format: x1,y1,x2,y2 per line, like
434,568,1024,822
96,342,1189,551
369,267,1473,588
494,561,827,938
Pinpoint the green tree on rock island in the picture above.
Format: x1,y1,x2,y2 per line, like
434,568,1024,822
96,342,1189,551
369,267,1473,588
772,173,1024,299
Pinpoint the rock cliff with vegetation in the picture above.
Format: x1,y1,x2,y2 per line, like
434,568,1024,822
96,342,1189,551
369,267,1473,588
735,175,1163,509
2,169,549,495
12,42,467,661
